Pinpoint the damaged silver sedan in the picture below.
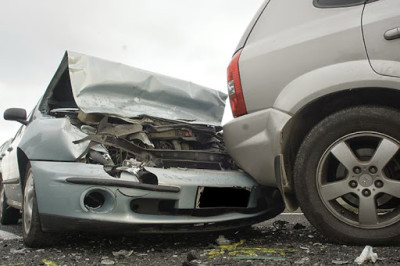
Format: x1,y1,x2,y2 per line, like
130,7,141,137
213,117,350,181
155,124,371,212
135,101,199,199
0,52,284,247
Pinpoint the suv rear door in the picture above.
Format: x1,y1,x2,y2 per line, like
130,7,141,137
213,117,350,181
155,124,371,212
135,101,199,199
362,0,400,77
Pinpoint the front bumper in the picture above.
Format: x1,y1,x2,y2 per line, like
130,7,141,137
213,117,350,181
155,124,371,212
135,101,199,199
223,108,291,187
31,161,284,233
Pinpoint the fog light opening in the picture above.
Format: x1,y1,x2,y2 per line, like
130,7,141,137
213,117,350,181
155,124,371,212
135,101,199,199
84,191,105,210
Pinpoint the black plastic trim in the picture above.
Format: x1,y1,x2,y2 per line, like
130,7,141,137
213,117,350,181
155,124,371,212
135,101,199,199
313,0,375,8
66,177,180,193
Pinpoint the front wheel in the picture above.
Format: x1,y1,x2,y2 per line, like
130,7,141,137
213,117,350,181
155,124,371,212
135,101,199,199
22,167,52,247
294,106,400,245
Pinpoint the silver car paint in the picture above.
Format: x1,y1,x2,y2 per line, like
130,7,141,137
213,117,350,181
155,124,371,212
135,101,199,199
67,51,227,126
31,161,267,227
4,51,229,172
223,108,290,186
1,52,285,232
239,1,366,114
0,139,12,174
1,126,25,206
18,117,89,161
224,0,400,191
362,0,400,78
274,61,400,114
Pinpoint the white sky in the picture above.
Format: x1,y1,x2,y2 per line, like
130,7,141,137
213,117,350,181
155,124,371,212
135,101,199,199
0,0,264,143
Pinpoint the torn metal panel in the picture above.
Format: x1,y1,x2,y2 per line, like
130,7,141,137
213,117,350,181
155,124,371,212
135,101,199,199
32,51,230,169
73,130,232,170
19,117,89,161
96,116,143,137
128,132,154,148
143,167,256,188
42,51,227,126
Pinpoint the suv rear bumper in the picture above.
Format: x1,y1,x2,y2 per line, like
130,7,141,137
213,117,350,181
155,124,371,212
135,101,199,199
223,108,291,187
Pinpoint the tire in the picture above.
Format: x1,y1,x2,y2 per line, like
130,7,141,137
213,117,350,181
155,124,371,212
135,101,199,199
294,106,400,245
22,167,52,247
0,181,20,225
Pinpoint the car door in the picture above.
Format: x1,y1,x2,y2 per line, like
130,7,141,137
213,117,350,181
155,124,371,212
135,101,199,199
1,125,25,207
362,0,400,77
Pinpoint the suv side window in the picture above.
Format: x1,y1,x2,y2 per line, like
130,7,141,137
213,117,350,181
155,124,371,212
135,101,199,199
313,0,368,8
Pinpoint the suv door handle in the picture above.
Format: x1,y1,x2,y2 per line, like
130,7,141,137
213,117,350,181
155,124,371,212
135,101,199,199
384,27,400,40
7,147,13,152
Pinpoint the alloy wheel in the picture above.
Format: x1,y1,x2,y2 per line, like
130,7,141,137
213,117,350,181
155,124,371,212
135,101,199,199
317,132,400,229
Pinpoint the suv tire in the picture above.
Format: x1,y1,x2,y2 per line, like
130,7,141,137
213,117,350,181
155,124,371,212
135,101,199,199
294,106,400,244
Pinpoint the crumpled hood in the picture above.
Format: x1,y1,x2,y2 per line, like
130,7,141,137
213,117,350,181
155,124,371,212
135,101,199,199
64,51,227,126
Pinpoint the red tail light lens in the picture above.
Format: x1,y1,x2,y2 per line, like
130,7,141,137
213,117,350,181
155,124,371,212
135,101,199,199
227,49,247,117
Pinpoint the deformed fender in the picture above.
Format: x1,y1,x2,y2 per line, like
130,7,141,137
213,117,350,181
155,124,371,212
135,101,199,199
18,117,89,161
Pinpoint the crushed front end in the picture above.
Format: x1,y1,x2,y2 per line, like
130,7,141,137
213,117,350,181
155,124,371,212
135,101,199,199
27,52,285,233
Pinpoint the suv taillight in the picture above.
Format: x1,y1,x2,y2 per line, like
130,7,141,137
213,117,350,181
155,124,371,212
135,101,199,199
227,49,247,117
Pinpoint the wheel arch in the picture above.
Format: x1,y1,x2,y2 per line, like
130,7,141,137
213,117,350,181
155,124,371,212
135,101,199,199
281,87,400,199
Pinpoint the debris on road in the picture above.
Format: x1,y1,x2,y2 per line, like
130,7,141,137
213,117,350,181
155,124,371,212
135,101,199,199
112,249,133,258
0,230,22,240
332,259,349,265
100,258,115,265
10,248,26,254
215,235,231,246
299,246,310,253
233,255,286,262
187,250,199,261
354,245,378,264
294,257,310,264
273,220,289,230
208,239,296,259
1,215,399,265
42,259,59,266
182,259,203,266
293,223,306,230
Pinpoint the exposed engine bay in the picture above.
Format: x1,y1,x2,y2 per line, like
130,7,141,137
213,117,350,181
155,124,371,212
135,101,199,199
37,51,236,184
50,108,236,184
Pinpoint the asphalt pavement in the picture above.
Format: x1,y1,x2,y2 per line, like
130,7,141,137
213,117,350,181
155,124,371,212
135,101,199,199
1,213,399,265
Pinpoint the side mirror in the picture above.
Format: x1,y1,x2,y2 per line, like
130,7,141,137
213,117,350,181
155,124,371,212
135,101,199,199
4,108,28,125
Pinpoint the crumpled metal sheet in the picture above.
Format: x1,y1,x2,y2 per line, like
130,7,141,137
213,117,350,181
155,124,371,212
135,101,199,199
19,117,89,161
65,51,227,126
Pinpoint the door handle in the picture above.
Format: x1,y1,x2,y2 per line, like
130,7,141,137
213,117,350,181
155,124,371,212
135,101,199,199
7,147,13,152
384,27,400,40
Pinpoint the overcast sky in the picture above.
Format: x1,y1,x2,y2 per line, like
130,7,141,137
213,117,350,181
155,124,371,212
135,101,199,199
0,0,264,143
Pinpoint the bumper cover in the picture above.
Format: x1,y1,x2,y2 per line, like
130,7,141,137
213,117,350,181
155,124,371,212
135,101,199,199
30,161,284,232
223,108,291,187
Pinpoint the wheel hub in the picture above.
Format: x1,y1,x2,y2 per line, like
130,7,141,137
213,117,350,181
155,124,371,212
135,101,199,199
359,174,373,187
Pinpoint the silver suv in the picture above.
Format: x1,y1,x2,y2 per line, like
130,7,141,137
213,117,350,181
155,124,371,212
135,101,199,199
224,0,400,244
